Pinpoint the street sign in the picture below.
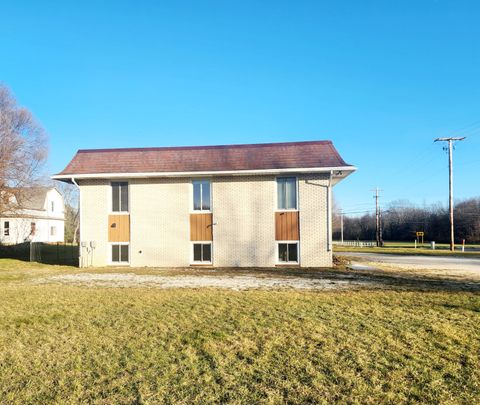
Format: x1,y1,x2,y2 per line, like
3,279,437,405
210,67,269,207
416,231,425,246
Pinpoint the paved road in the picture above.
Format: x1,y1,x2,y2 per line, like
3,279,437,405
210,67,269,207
337,252,480,272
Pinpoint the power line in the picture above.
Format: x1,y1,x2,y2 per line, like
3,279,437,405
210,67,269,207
456,159,480,168
340,202,377,208
452,120,480,136
339,209,376,215
380,160,448,203
460,128,480,139
383,144,437,180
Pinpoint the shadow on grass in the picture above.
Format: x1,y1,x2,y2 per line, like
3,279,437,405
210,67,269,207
182,266,480,293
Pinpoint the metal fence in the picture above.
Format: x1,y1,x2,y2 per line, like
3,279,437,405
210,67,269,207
0,242,79,266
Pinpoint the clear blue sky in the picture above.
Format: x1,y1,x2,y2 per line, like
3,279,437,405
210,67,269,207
1,1,479,215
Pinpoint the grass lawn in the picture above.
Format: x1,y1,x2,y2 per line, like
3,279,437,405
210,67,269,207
334,244,480,258
0,260,479,403
385,242,480,249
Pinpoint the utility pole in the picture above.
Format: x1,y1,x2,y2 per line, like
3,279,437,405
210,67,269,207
379,207,383,245
340,211,344,243
434,137,466,252
372,187,383,247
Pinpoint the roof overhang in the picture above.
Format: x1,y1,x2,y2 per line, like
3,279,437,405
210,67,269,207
52,166,356,185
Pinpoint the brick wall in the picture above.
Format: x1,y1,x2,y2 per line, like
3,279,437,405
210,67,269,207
212,176,276,267
78,174,332,268
129,178,190,267
79,179,109,267
298,173,332,267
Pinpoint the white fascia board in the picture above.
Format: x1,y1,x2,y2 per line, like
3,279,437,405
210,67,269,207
51,166,357,181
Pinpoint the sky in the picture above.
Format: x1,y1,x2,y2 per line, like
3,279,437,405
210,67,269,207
1,0,479,216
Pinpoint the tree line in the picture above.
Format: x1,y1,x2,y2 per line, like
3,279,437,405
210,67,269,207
334,198,480,244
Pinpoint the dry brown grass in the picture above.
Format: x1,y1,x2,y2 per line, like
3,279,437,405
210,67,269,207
0,259,479,403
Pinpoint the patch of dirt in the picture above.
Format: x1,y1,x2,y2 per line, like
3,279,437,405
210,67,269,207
29,262,480,292
34,273,375,290
333,254,350,268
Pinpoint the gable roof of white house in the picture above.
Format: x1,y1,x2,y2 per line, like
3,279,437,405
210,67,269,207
1,187,64,218
13,187,53,210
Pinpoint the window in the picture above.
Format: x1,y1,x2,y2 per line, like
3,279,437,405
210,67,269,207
112,182,129,212
4,221,9,236
192,243,212,263
277,177,297,210
30,222,36,236
50,226,56,236
278,242,298,263
51,201,55,212
111,244,129,264
193,180,211,211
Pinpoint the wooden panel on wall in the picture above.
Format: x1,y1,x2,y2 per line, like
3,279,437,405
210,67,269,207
108,215,130,242
275,211,299,241
190,213,213,241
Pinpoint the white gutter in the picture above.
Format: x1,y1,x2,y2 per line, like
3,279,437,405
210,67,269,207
52,166,357,180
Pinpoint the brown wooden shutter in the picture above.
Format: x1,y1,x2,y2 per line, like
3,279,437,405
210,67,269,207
190,213,213,241
108,215,130,242
275,212,299,241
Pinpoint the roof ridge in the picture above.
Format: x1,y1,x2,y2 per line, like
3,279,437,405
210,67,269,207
76,140,332,154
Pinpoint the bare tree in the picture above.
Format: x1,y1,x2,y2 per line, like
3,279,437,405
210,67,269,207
55,181,79,243
332,194,342,237
0,84,48,216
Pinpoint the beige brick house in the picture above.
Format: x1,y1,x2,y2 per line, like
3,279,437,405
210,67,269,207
53,141,355,268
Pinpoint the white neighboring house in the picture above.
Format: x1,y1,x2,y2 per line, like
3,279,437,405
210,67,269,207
0,188,65,245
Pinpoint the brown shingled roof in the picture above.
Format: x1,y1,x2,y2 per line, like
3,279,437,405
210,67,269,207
55,140,352,176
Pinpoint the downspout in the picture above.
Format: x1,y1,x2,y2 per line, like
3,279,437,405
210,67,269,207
327,170,333,252
71,178,82,267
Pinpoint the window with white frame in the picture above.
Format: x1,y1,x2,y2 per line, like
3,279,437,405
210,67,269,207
192,242,212,263
277,177,297,210
278,242,298,263
111,244,129,264
193,180,211,211
4,221,9,236
50,226,56,236
112,182,129,212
